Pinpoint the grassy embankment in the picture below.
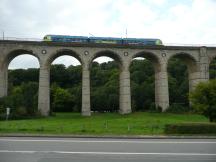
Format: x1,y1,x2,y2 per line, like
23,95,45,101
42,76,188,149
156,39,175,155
0,112,208,135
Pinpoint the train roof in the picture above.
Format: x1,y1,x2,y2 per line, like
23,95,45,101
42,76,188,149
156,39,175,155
125,38,161,41
44,35,162,42
45,35,88,39
89,36,122,40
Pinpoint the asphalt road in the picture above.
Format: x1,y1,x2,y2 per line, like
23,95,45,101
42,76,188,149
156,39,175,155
0,137,216,162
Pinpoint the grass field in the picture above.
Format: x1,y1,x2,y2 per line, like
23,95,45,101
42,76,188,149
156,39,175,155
0,112,209,136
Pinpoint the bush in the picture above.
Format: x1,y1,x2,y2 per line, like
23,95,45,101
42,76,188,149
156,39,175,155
166,104,191,113
0,82,39,120
51,85,75,112
164,123,216,134
189,79,216,122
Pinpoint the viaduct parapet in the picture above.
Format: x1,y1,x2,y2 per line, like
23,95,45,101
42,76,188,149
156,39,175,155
0,40,216,116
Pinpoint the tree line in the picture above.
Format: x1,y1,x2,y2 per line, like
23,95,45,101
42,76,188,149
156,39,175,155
0,57,215,119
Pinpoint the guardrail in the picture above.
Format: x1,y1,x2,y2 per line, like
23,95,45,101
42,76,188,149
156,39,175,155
0,37,216,47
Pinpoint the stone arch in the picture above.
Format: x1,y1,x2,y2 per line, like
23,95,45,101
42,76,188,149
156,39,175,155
2,49,40,69
167,52,198,73
167,52,198,108
89,50,123,69
45,49,83,113
131,51,161,71
1,49,40,101
129,51,162,111
45,49,82,67
89,50,123,113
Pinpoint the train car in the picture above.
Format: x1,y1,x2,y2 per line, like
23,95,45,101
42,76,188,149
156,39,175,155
43,35,88,43
43,35,163,45
89,37,122,44
123,38,163,45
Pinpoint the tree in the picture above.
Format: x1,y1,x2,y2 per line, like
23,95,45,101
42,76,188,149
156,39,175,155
0,82,39,119
209,58,216,79
130,59,155,111
168,58,189,107
190,79,216,122
9,68,39,86
67,85,82,112
51,85,74,112
20,82,38,115
91,61,119,112
50,64,69,87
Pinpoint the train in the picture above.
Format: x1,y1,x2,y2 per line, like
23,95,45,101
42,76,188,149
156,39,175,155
43,35,163,45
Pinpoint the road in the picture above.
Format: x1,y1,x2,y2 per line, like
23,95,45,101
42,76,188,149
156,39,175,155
0,137,216,162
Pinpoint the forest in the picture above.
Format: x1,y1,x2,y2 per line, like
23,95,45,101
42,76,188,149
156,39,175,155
0,57,215,119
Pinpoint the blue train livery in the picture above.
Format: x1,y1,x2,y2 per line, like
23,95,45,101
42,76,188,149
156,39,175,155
43,35,163,45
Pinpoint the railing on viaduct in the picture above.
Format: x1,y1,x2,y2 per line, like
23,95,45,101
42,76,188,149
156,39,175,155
0,40,216,116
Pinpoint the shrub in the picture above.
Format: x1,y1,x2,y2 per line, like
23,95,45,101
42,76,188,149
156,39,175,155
51,86,74,112
0,82,39,120
164,123,216,134
166,104,191,113
189,79,216,122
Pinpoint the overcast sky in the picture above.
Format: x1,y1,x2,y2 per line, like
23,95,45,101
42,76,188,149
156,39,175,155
1,0,216,69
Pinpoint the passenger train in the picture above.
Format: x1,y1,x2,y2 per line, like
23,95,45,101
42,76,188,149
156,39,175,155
43,35,163,45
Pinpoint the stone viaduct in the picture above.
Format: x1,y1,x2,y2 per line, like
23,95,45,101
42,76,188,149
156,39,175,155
0,40,216,116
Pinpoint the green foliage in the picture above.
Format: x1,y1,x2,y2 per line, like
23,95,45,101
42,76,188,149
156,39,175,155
49,64,82,112
168,58,189,106
91,61,119,112
50,64,82,88
0,82,39,120
165,123,216,134
209,58,216,79
50,64,69,87
130,59,155,111
2,82,38,111
8,68,39,86
67,86,82,112
189,79,216,122
21,82,38,114
51,84,74,112
166,104,191,114
2,56,199,116
0,112,208,135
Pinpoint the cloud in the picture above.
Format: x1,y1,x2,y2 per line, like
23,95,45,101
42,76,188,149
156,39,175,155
52,56,81,66
1,0,216,42
1,0,216,68
8,55,39,69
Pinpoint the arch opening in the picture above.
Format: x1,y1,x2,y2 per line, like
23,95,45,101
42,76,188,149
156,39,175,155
90,52,120,113
89,50,122,69
46,49,82,67
9,54,40,70
5,52,40,118
4,49,39,69
167,53,197,111
50,54,82,113
130,52,159,112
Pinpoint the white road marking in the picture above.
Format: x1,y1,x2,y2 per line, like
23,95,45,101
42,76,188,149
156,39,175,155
0,138,215,144
0,150,216,156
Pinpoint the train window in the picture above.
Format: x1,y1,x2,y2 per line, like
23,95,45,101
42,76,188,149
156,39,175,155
66,38,71,41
